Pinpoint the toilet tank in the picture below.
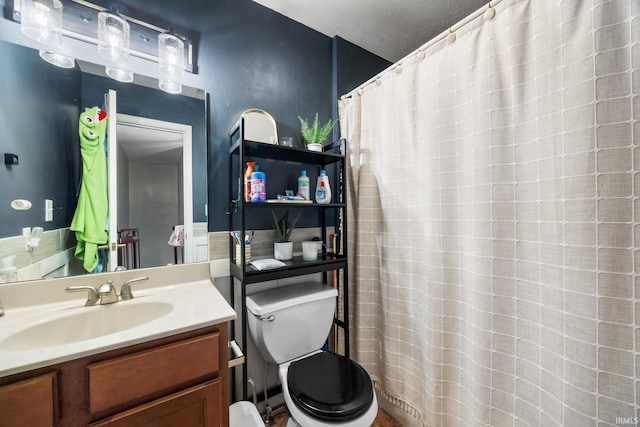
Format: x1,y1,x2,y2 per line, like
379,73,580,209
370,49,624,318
246,283,338,364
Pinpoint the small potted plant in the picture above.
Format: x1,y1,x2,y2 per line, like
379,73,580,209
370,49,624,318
298,113,337,152
271,210,301,260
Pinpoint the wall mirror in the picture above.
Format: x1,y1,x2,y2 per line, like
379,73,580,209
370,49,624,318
0,40,208,283
241,109,278,144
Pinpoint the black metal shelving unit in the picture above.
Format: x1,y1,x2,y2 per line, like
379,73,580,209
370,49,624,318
227,116,349,402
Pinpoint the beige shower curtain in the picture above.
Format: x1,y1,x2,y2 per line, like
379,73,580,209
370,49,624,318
339,0,638,425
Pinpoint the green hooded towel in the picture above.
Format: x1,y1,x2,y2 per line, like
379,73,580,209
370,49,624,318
70,106,109,272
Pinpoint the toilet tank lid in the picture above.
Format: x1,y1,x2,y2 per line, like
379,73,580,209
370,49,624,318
246,283,338,316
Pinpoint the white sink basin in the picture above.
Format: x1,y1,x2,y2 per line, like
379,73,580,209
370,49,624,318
0,267,237,378
2,301,174,351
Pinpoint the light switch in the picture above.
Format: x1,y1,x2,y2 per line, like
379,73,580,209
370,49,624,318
45,199,53,222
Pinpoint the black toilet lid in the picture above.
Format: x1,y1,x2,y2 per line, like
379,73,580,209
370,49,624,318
287,352,374,422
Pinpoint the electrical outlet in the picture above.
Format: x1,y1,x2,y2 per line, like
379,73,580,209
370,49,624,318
45,199,53,222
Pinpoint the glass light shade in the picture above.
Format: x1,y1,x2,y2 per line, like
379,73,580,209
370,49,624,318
158,33,185,78
20,0,63,46
39,50,75,68
159,79,182,94
97,12,130,62
105,66,133,83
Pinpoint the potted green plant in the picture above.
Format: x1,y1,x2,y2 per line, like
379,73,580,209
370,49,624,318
298,113,337,152
271,210,301,260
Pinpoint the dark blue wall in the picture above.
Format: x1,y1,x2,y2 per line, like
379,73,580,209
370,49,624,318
112,0,384,231
199,2,334,230
334,36,391,100
0,42,81,238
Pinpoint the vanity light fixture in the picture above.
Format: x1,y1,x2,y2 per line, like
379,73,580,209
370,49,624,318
98,11,133,83
21,0,76,69
39,50,76,68
158,32,185,94
105,66,134,82
20,0,63,45
159,79,182,94
13,0,196,80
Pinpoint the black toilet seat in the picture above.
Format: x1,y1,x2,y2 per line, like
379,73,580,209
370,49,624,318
287,351,374,422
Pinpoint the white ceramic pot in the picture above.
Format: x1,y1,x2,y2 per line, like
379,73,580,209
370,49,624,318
273,241,293,260
306,143,323,152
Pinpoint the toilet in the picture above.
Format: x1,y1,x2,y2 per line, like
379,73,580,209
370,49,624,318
246,283,378,427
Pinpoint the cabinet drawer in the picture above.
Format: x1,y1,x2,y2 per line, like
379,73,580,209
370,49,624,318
89,379,222,427
0,372,57,427
88,332,220,418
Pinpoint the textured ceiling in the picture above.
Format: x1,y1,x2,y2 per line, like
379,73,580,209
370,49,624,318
251,0,490,62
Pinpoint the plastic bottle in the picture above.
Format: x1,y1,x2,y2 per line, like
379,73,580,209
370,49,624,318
244,161,256,202
0,255,18,283
315,169,331,204
250,165,266,203
297,170,310,200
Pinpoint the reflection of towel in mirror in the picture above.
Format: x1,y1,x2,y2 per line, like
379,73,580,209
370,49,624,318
168,225,184,247
70,107,109,273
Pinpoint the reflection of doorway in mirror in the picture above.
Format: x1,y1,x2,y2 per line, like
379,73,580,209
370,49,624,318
113,114,206,269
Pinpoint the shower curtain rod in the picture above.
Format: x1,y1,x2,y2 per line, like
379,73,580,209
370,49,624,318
341,0,505,100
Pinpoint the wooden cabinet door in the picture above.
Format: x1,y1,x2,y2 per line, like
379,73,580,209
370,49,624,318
89,379,223,427
0,372,57,427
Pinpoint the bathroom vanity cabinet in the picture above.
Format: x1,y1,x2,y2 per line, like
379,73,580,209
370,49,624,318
0,324,229,427
227,117,350,400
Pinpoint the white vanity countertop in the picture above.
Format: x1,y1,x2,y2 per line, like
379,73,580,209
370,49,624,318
0,262,235,378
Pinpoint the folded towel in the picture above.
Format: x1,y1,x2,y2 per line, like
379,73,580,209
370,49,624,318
250,258,286,271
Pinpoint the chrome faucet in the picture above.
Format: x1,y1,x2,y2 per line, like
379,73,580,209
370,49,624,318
119,276,149,301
